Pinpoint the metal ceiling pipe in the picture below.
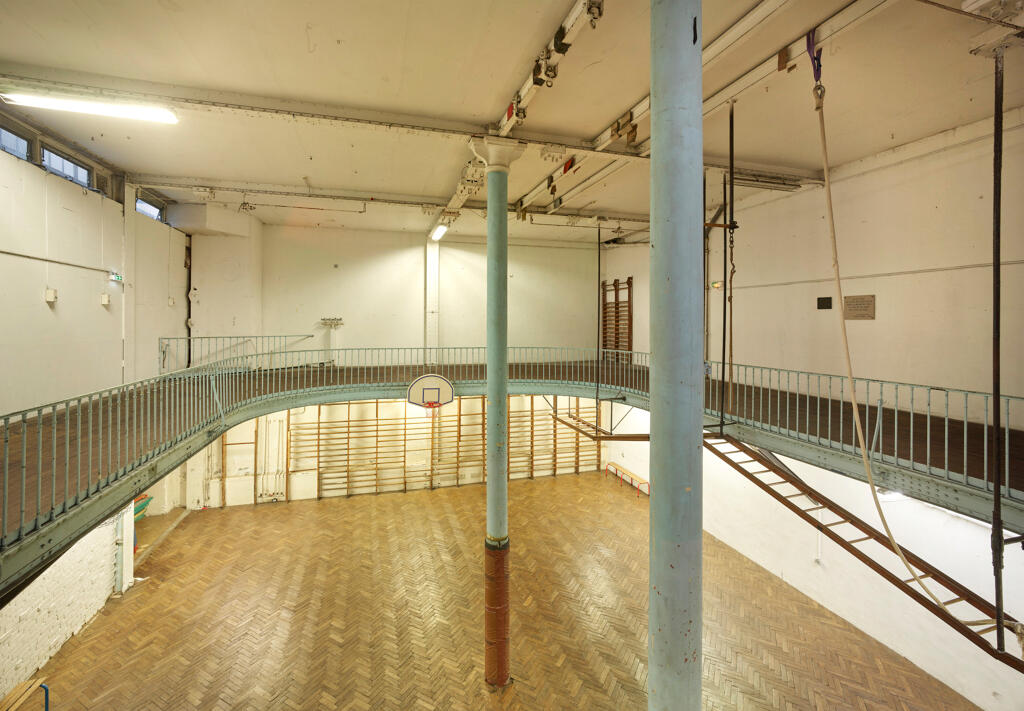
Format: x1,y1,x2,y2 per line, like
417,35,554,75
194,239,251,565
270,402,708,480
470,136,524,688
649,0,704,709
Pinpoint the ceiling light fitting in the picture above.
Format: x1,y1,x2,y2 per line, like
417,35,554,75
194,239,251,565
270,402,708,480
0,92,178,124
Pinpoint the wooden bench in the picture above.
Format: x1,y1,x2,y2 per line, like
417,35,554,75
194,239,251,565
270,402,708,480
605,462,650,498
0,678,48,711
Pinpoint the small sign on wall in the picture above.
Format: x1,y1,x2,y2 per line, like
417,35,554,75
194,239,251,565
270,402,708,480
844,294,876,320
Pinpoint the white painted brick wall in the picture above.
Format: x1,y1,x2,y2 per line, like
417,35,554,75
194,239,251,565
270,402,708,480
0,510,122,697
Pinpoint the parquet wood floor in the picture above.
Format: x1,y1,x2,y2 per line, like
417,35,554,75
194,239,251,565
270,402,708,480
36,473,977,710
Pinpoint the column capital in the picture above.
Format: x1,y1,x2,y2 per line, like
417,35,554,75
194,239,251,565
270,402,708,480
469,136,526,173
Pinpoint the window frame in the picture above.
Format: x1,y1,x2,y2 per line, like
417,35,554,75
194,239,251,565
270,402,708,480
41,144,92,188
0,124,30,161
135,197,163,221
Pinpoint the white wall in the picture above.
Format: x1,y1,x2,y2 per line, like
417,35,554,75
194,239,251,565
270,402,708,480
439,240,598,347
0,152,125,413
606,111,1024,395
0,505,132,698
262,226,424,350
260,226,599,351
133,214,188,379
188,215,263,338
0,148,189,410
602,405,1024,711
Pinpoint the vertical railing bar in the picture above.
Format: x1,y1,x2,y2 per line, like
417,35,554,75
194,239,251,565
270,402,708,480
984,395,989,490
50,404,57,517
1004,397,1010,498
75,399,82,503
21,413,27,538
963,394,968,484
827,375,832,446
816,374,821,445
944,390,949,478
910,387,915,471
36,408,43,528
1,416,8,543
88,395,94,495
894,384,899,465
926,388,932,473
64,401,70,514
795,372,801,440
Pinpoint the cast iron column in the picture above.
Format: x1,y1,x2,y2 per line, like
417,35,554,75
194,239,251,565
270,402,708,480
470,136,523,687
649,1,704,708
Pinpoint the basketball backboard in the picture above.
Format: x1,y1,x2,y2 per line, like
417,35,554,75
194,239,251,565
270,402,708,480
407,373,455,409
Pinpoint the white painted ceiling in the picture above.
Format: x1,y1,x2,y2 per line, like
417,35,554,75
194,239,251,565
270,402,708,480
0,0,1020,242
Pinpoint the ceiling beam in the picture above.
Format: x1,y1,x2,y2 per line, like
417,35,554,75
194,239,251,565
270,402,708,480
702,0,897,119
429,0,606,239
0,64,647,163
515,0,871,214
494,0,604,136
130,174,650,229
131,175,447,210
702,0,795,71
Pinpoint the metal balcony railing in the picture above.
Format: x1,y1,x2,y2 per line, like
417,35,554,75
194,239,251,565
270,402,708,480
705,361,1022,503
0,347,648,548
0,345,1018,554
157,334,316,374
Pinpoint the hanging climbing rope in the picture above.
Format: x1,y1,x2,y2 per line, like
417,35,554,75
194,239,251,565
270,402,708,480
805,29,1022,651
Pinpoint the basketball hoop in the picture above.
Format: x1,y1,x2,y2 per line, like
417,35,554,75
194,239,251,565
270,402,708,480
407,374,454,416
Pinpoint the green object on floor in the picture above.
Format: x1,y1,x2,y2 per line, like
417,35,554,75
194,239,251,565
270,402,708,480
133,495,153,521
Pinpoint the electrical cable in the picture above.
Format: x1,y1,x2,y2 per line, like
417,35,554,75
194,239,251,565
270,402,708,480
810,55,1021,646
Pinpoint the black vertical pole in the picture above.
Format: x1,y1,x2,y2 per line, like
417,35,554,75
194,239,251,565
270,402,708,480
991,49,1005,653
728,101,736,414
729,102,735,226
719,173,727,434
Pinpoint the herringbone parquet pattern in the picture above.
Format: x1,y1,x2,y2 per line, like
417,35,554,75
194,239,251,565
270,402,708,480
36,474,976,710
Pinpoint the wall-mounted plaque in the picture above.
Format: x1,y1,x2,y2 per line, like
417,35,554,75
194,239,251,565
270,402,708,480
844,294,875,320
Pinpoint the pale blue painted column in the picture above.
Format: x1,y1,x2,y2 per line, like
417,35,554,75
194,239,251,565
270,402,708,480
470,136,523,687
649,1,704,709
486,165,510,544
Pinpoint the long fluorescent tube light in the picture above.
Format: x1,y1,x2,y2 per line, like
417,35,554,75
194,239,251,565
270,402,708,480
0,93,178,124
430,224,448,241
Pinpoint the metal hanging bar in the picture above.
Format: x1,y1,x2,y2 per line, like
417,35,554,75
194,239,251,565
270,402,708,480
991,48,1006,653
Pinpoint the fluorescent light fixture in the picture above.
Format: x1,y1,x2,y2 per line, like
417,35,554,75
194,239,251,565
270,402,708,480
0,93,178,124
430,224,448,241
